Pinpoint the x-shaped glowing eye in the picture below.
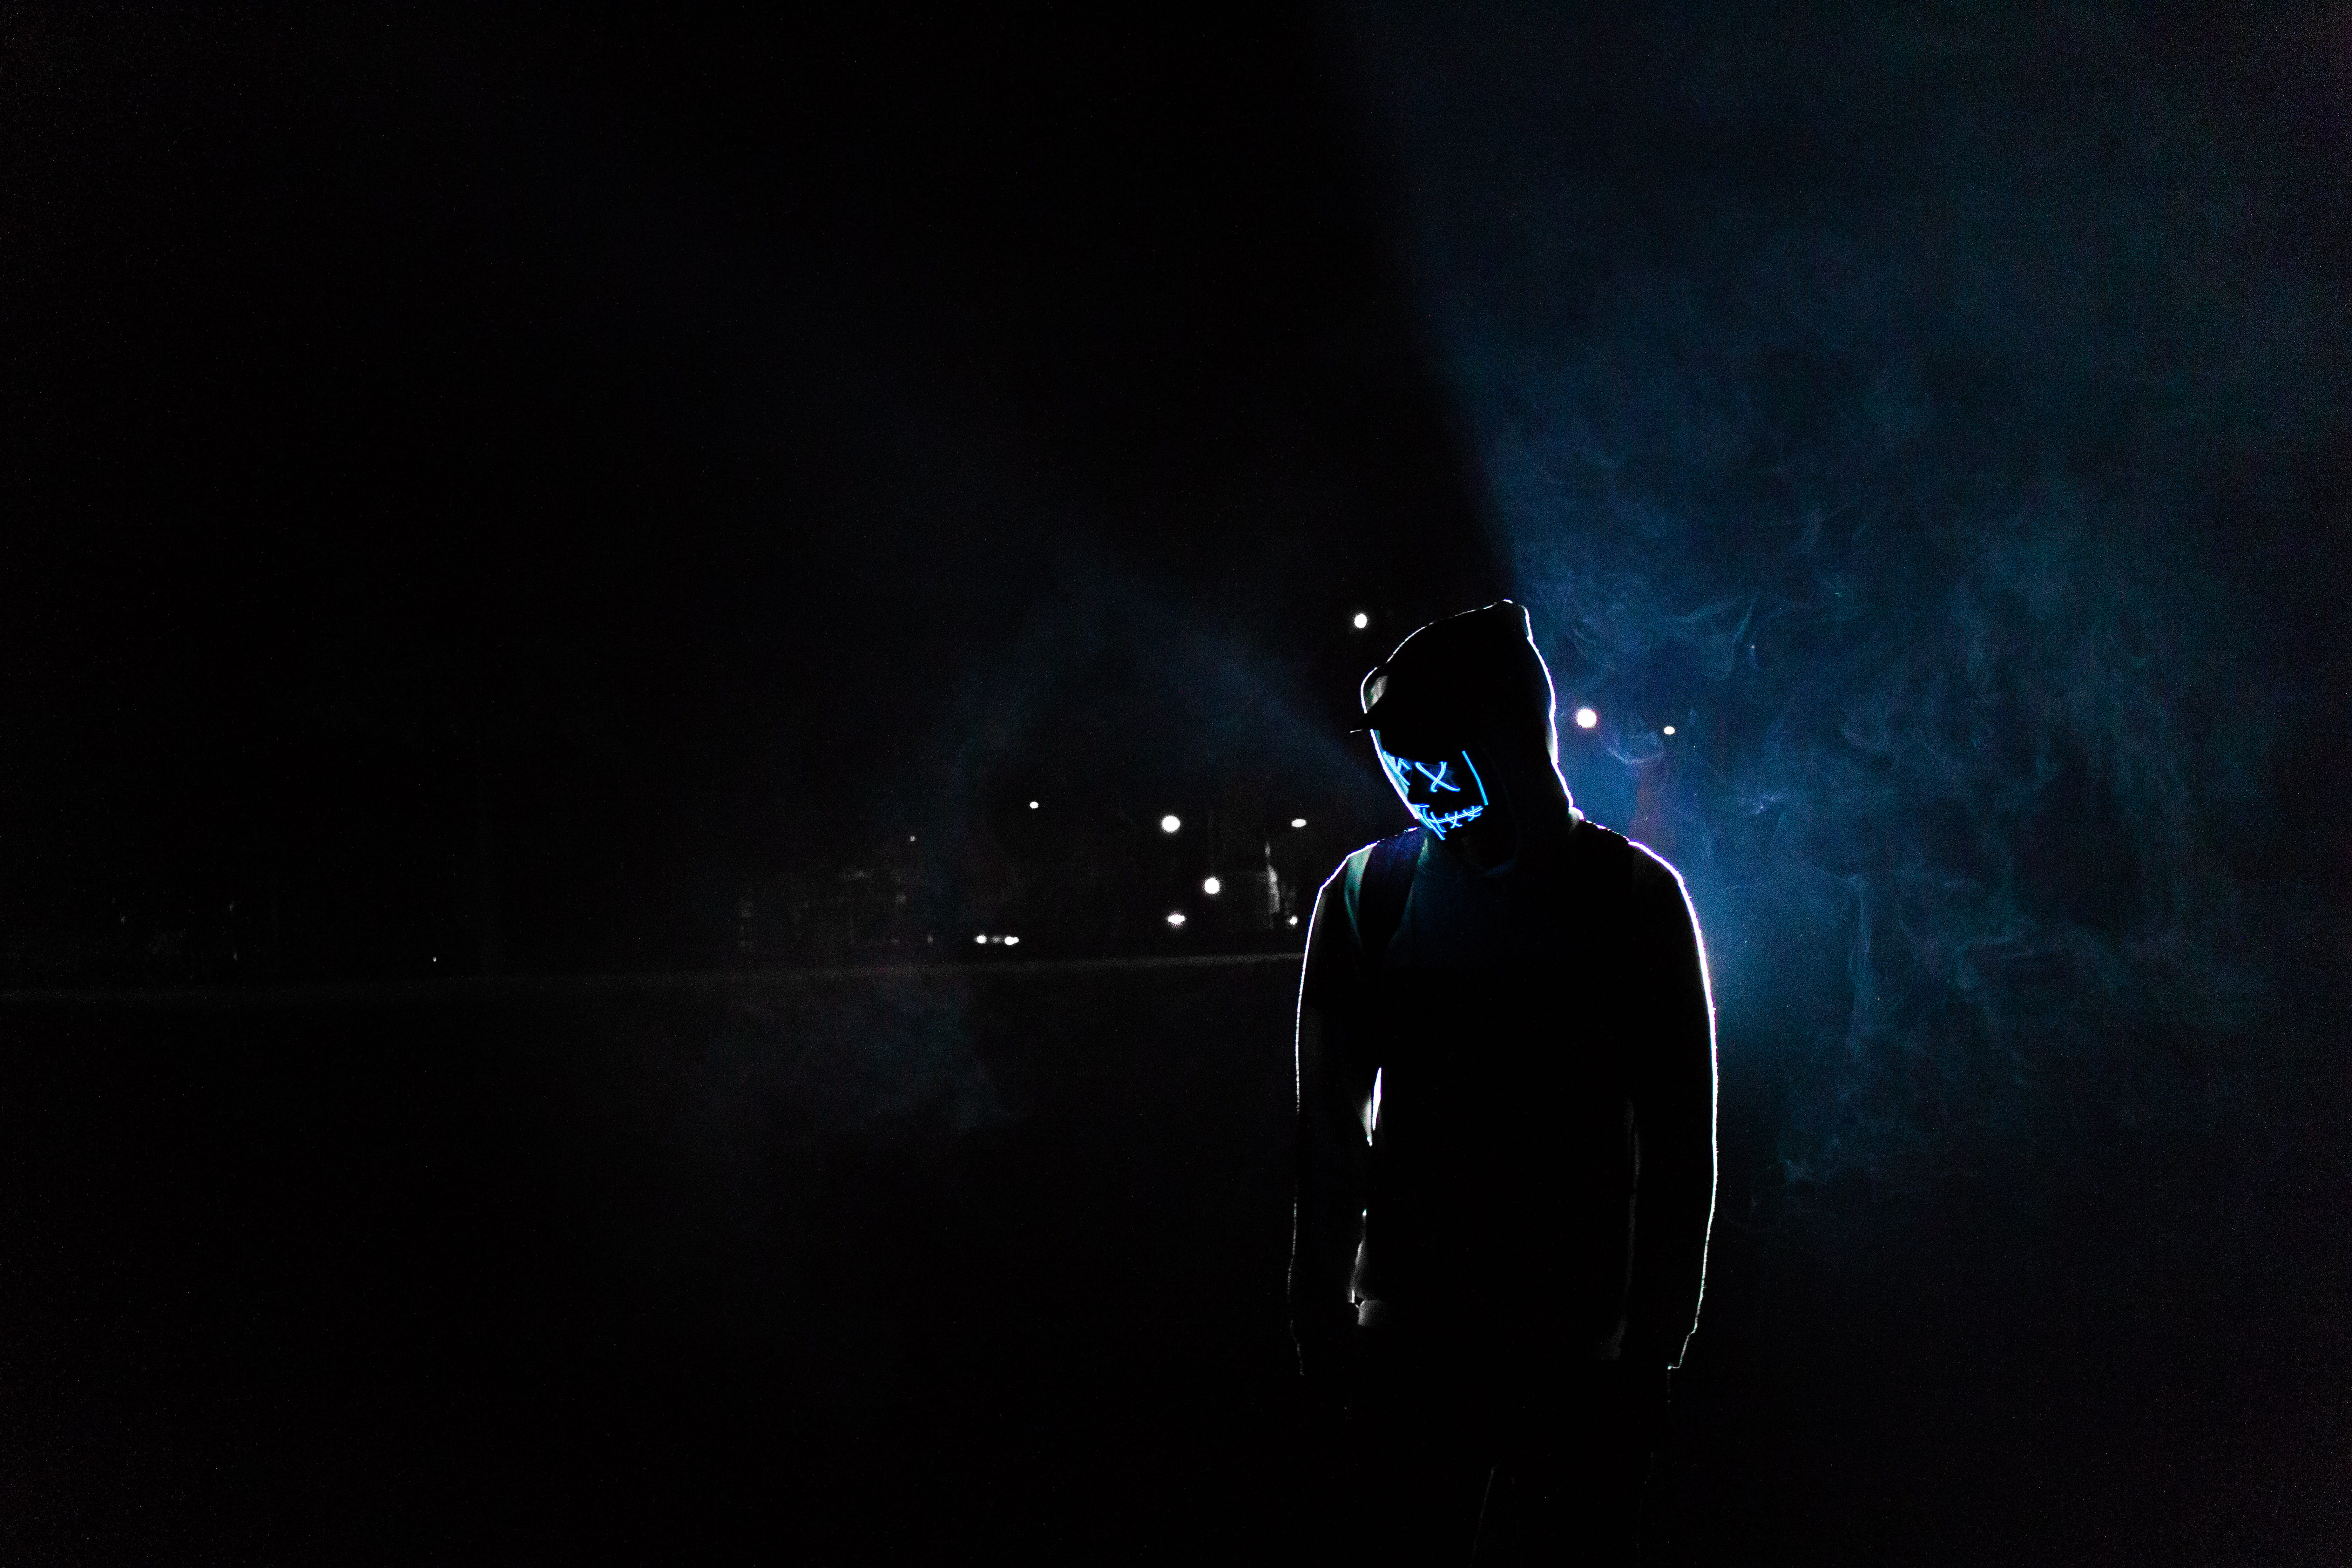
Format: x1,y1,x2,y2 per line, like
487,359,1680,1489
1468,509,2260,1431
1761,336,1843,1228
1409,758,1462,792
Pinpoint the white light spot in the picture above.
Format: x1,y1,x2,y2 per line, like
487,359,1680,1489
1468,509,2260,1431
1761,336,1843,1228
1202,877,1222,895
1574,706,1599,730
908,834,917,843
975,933,988,945
1351,612,1369,629
1002,935,1019,946
1662,725,1676,736
1290,817,1307,829
1160,814,1182,834
1028,800,1039,809
1287,915,1299,927
1166,911,1187,928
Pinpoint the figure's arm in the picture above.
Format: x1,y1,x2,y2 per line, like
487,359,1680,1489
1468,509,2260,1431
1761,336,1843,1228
1290,873,1374,1386
1622,850,1718,1371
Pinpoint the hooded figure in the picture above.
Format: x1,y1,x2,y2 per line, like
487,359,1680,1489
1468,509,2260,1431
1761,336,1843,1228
1291,601,1716,1565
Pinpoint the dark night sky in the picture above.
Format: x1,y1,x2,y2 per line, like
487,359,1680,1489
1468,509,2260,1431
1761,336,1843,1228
18,5,2341,987
6,5,1495,976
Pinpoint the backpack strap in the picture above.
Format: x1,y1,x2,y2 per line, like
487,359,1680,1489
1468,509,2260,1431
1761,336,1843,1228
1351,825,1425,972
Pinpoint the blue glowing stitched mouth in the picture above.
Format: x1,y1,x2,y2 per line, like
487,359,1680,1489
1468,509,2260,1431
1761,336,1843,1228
1415,801,1486,837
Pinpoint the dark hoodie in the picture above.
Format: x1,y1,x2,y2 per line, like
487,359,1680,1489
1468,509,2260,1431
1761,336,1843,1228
1290,604,1716,1401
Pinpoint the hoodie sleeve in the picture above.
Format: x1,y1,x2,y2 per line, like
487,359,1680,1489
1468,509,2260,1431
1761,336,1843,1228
1290,861,1377,1382
1621,846,1718,1370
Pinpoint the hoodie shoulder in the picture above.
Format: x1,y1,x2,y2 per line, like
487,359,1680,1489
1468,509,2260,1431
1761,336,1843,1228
1570,820,1691,918
1627,836,1688,897
1623,837,1706,955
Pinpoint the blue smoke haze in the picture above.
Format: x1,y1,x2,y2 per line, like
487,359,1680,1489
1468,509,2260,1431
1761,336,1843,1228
1347,5,2348,1218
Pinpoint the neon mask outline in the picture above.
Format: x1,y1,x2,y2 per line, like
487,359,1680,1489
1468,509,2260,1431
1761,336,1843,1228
1374,741,1489,839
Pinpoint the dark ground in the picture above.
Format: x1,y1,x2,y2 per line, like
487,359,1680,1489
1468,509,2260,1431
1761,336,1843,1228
1,954,2342,1564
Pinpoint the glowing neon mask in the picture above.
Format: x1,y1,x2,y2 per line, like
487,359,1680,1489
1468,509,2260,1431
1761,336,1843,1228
1372,736,1489,839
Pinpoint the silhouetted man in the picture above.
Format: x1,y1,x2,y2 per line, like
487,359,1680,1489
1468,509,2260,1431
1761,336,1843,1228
1292,601,1716,1564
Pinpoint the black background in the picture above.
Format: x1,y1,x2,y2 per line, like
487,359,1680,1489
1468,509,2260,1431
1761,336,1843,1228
4,4,2348,1563
5,4,1491,975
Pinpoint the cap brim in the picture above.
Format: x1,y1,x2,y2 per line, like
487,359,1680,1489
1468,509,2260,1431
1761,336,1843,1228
1353,708,1458,748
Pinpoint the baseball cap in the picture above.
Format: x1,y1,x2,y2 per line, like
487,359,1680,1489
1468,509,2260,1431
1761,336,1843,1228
1353,600,1557,748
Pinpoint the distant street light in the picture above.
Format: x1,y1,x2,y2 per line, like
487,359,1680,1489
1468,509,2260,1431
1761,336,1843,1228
1290,817,1307,829
1203,877,1222,895
1351,612,1369,629
1028,800,1039,809
1166,911,1187,928
1574,706,1599,730
1160,814,1182,834
974,933,988,944
1662,725,1676,736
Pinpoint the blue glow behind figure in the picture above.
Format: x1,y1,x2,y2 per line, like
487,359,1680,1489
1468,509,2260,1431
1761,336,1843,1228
1372,734,1489,838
